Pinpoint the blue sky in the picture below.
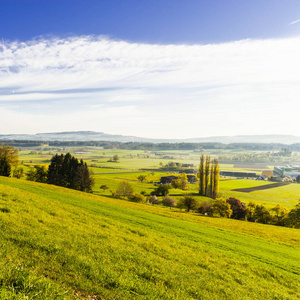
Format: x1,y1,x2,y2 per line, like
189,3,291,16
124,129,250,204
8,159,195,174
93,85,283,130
0,0,300,138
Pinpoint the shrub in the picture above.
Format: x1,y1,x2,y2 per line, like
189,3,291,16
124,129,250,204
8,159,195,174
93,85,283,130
129,194,146,203
152,185,170,196
209,199,232,218
226,197,246,220
116,181,134,198
253,205,272,224
147,195,160,205
162,195,176,208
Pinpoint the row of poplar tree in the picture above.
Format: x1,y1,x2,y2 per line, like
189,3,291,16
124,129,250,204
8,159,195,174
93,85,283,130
198,154,220,199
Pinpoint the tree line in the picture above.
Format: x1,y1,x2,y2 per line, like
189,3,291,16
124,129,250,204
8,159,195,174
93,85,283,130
2,139,300,152
0,144,94,193
28,153,94,193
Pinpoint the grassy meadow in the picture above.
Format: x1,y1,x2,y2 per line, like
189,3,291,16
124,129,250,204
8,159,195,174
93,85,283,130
0,176,299,299
1,146,299,298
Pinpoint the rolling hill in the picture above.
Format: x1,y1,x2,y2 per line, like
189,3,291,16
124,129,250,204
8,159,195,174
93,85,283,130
0,176,299,299
1,131,300,144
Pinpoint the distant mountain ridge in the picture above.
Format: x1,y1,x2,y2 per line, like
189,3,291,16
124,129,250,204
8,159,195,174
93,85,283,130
0,131,300,144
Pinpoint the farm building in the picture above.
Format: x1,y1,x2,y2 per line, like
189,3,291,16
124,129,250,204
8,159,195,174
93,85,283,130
220,171,257,178
274,165,300,178
262,170,273,178
160,175,197,184
160,176,178,184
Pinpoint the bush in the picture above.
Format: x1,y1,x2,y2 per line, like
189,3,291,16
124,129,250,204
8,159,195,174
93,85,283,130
116,181,134,198
152,185,170,196
253,205,272,224
147,195,160,205
129,194,146,203
209,199,232,218
162,195,176,208
226,197,246,220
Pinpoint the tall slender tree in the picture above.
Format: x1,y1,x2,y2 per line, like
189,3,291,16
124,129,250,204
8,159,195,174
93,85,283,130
198,154,205,195
211,158,220,199
204,155,211,196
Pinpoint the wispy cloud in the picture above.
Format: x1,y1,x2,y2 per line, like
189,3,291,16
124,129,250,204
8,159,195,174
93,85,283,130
290,18,300,25
0,35,300,137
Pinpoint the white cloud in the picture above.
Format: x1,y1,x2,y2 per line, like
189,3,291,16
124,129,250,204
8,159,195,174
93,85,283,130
290,18,300,25
0,35,300,138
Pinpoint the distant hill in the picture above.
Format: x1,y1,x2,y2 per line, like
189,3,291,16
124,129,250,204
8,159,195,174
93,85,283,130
0,131,300,144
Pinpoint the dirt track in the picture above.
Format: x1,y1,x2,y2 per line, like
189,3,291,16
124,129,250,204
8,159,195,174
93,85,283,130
232,182,291,193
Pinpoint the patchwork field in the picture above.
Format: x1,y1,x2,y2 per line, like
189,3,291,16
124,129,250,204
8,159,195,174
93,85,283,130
17,147,300,211
0,176,299,299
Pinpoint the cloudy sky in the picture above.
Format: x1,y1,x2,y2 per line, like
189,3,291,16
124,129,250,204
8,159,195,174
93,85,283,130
0,0,300,138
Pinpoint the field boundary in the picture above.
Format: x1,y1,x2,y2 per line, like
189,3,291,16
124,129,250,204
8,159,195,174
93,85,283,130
232,182,291,193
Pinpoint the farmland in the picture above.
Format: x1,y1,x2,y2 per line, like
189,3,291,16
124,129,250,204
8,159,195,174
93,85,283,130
0,145,299,298
0,176,299,299
17,146,300,210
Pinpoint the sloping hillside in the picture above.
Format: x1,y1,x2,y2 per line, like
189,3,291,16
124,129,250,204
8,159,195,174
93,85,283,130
0,177,299,299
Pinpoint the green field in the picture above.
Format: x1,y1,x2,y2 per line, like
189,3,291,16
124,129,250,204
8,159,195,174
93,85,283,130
0,176,299,299
17,147,300,211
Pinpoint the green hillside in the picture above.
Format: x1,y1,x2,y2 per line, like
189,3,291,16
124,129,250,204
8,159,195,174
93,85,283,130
0,177,299,299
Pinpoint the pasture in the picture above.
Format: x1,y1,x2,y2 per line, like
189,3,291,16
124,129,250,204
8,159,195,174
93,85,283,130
0,176,299,299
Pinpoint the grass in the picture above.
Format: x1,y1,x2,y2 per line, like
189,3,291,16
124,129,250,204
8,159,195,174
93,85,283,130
0,176,299,299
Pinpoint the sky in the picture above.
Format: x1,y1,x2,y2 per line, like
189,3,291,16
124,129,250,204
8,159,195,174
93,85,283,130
0,0,300,139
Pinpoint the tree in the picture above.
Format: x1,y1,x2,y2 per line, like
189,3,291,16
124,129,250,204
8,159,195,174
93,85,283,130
129,194,146,203
171,173,188,190
112,155,119,162
204,155,211,196
48,153,93,193
226,197,246,219
162,195,176,209
288,200,300,228
116,181,134,198
177,195,199,212
211,159,220,199
297,175,300,184
246,201,256,222
100,184,109,192
75,164,94,193
199,154,205,195
152,185,170,196
26,166,48,183
137,175,147,182
209,199,232,218
35,166,48,183
13,167,24,179
253,205,272,224
0,157,11,177
270,204,288,226
0,144,19,168
147,195,160,205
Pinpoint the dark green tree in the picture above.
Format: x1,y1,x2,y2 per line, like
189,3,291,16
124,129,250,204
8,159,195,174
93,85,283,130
0,157,11,177
288,200,300,228
152,185,170,196
48,153,93,193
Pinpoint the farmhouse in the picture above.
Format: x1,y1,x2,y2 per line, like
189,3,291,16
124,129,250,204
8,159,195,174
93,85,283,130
160,174,197,184
160,176,178,184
